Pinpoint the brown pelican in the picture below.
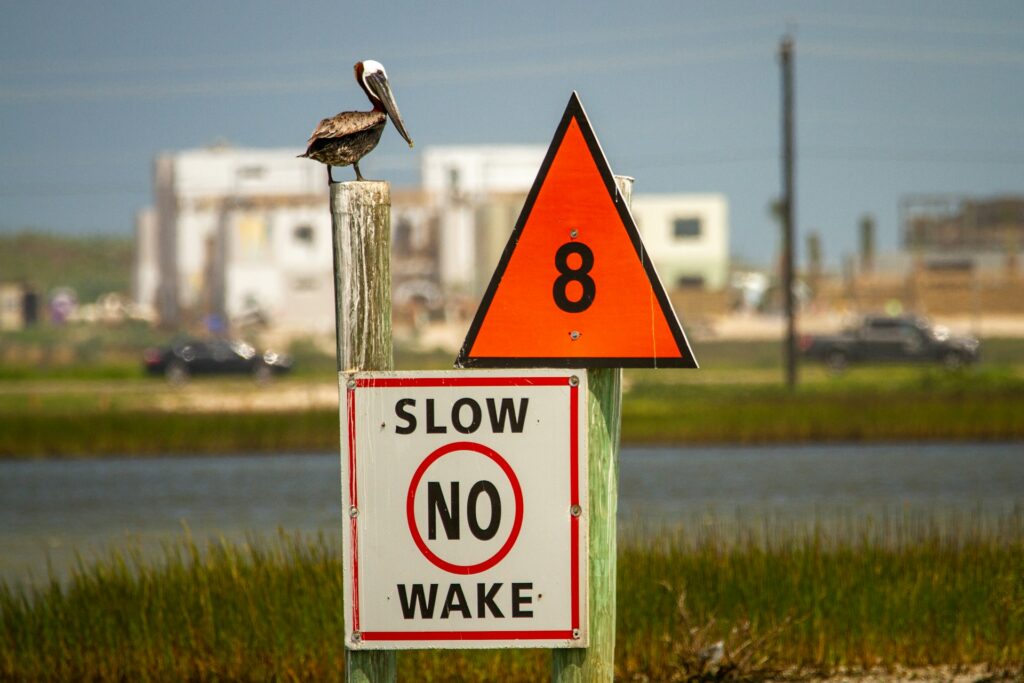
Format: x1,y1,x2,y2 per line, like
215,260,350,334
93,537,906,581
300,60,413,183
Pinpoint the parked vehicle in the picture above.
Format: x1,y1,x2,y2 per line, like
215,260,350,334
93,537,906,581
799,315,979,373
143,337,293,383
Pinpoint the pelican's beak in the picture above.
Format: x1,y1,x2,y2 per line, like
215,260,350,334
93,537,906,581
366,71,414,148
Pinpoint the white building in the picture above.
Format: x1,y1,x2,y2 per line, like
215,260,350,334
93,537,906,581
136,145,333,332
419,146,729,295
132,207,158,319
136,144,730,334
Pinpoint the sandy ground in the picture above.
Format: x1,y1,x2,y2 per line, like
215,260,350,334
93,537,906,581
385,312,1024,351
273,313,1024,358
108,311,1024,413
154,380,340,412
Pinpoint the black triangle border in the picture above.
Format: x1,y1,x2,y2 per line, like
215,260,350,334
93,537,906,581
455,92,699,369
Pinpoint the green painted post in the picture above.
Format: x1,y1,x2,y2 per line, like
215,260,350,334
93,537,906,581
551,175,632,683
331,181,397,683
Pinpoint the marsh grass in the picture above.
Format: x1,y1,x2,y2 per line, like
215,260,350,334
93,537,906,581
3,513,1022,682
617,511,1024,679
621,367,1024,444
3,367,1023,456
0,409,341,457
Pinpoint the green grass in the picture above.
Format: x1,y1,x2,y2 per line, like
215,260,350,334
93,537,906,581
0,232,133,303
621,367,1024,444
2,515,1022,681
2,338,1023,456
0,410,340,457
3,365,1023,456
618,516,1024,678
0,320,164,378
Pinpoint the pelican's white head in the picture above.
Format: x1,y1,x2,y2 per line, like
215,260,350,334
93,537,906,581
353,59,413,148
359,59,387,91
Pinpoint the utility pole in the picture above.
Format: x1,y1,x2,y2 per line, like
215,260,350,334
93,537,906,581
779,35,798,389
859,214,876,275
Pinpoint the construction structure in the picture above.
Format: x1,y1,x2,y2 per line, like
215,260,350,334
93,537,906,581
901,195,1024,261
807,195,1024,320
135,144,731,335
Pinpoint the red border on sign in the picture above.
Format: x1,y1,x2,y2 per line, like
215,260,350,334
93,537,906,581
345,375,582,644
355,376,569,388
362,629,575,642
406,441,524,574
346,385,361,631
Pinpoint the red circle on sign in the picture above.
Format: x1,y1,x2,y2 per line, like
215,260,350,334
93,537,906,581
406,441,524,575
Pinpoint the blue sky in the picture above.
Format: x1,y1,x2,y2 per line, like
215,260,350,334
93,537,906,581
2,1,1023,268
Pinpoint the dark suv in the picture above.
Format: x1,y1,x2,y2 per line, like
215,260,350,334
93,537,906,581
800,315,980,372
143,337,293,383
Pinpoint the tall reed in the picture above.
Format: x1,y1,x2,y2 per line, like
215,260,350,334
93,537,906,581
2,513,1022,681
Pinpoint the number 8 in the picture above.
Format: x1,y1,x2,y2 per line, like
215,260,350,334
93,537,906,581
553,242,596,313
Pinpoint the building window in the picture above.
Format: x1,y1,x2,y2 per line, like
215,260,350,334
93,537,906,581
293,225,314,246
238,215,268,258
394,218,413,253
677,275,705,289
237,165,265,179
673,217,702,239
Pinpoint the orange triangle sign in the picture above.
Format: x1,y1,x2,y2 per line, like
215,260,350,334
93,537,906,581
457,93,698,369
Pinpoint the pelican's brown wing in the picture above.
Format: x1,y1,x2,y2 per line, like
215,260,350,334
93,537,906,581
305,110,386,147
299,109,389,168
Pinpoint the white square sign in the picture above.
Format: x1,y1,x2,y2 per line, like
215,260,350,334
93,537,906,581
339,369,588,649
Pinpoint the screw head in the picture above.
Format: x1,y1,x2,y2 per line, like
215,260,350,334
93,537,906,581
352,631,362,643
570,504,582,517
570,228,578,239
569,330,581,341
349,506,359,518
568,375,580,387
346,378,356,389
572,628,581,640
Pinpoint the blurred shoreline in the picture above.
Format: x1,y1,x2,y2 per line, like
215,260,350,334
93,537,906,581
2,370,1022,457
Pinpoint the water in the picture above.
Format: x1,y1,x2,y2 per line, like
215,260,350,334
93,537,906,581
618,442,1024,522
2,443,1022,586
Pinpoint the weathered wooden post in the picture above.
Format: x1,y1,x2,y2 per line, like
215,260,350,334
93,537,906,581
551,175,632,683
331,181,397,683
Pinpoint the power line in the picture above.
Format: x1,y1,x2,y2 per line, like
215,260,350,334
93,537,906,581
797,12,1024,39
0,185,148,198
622,147,1024,168
3,145,1023,198
0,16,782,78
0,44,769,103
801,42,1024,67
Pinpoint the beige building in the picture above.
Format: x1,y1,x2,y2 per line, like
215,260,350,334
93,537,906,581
631,194,729,290
419,146,730,299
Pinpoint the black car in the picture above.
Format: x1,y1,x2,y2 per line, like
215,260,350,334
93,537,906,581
800,315,980,373
143,338,293,383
